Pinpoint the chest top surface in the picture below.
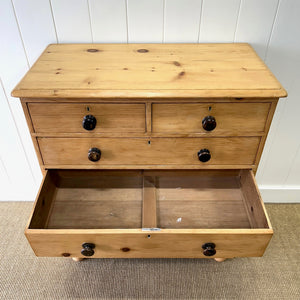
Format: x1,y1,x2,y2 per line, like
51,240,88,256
12,43,286,99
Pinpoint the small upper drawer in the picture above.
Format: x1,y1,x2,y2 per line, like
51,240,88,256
28,103,146,133
152,103,271,134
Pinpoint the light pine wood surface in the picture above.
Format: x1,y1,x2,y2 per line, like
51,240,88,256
13,43,285,260
37,137,261,166
25,169,273,258
28,103,146,133
11,44,287,99
152,102,271,134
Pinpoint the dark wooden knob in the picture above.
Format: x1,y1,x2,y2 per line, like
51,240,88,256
81,243,95,257
202,116,216,131
202,243,216,256
82,115,97,130
198,149,211,162
88,147,101,162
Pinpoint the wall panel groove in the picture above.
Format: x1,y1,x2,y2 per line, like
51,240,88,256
10,0,30,68
164,0,202,43
89,0,127,43
87,0,94,43
127,0,164,43
199,0,241,42
197,0,204,43
233,0,242,41
264,0,281,61
0,0,42,201
257,0,300,188
12,0,57,66
50,0,92,43
48,0,59,43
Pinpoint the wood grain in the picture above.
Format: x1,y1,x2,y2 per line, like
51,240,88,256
26,169,272,257
20,102,45,173
142,176,157,228
25,230,273,258
156,173,249,229
239,170,271,229
28,171,57,229
158,200,250,229
254,100,278,167
11,44,287,98
47,171,143,229
28,103,146,133
152,102,271,134
37,137,261,166
16,43,282,259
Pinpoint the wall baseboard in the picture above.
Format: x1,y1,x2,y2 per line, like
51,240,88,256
259,187,300,203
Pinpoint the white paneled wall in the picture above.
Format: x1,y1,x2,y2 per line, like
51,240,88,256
1,0,299,201
199,0,241,42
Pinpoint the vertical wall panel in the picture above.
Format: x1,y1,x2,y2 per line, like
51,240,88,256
127,0,164,43
89,0,127,43
0,156,10,199
199,0,240,42
51,0,92,42
12,0,57,66
235,0,278,59
285,117,300,186
164,0,202,43
0,0,41,191
257,0,300,186
0,79,38,200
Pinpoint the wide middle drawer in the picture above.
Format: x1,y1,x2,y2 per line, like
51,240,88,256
38,137,260,166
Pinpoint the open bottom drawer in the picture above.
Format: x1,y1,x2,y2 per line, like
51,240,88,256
26,169,273,258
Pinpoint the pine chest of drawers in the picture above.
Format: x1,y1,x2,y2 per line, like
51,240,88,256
12,43,286,261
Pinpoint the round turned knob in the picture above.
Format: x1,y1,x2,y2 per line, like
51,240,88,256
82,115,97,131
202,116,216,131
198,149,211,163
88,147,101,162
81,243,95,257
202,243,216,256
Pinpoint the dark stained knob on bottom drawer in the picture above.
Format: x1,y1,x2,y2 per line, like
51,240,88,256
198,149,211,162
81,243,95,257
202,243,216,256
88,148,101,162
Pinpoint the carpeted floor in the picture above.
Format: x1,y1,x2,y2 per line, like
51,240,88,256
0,203,299,300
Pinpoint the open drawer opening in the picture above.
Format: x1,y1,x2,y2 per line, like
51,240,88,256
29,169,270,230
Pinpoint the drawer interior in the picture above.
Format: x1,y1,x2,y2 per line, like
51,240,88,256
29,169,270,230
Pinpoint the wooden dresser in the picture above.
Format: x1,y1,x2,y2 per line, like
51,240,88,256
12,44,286,262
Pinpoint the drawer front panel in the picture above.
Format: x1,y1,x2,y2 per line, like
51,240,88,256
152,103,271,134
28,103,146,133
26,231,272,258
38,137,260,166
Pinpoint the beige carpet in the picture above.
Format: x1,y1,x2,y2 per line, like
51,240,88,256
0,203,299,300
